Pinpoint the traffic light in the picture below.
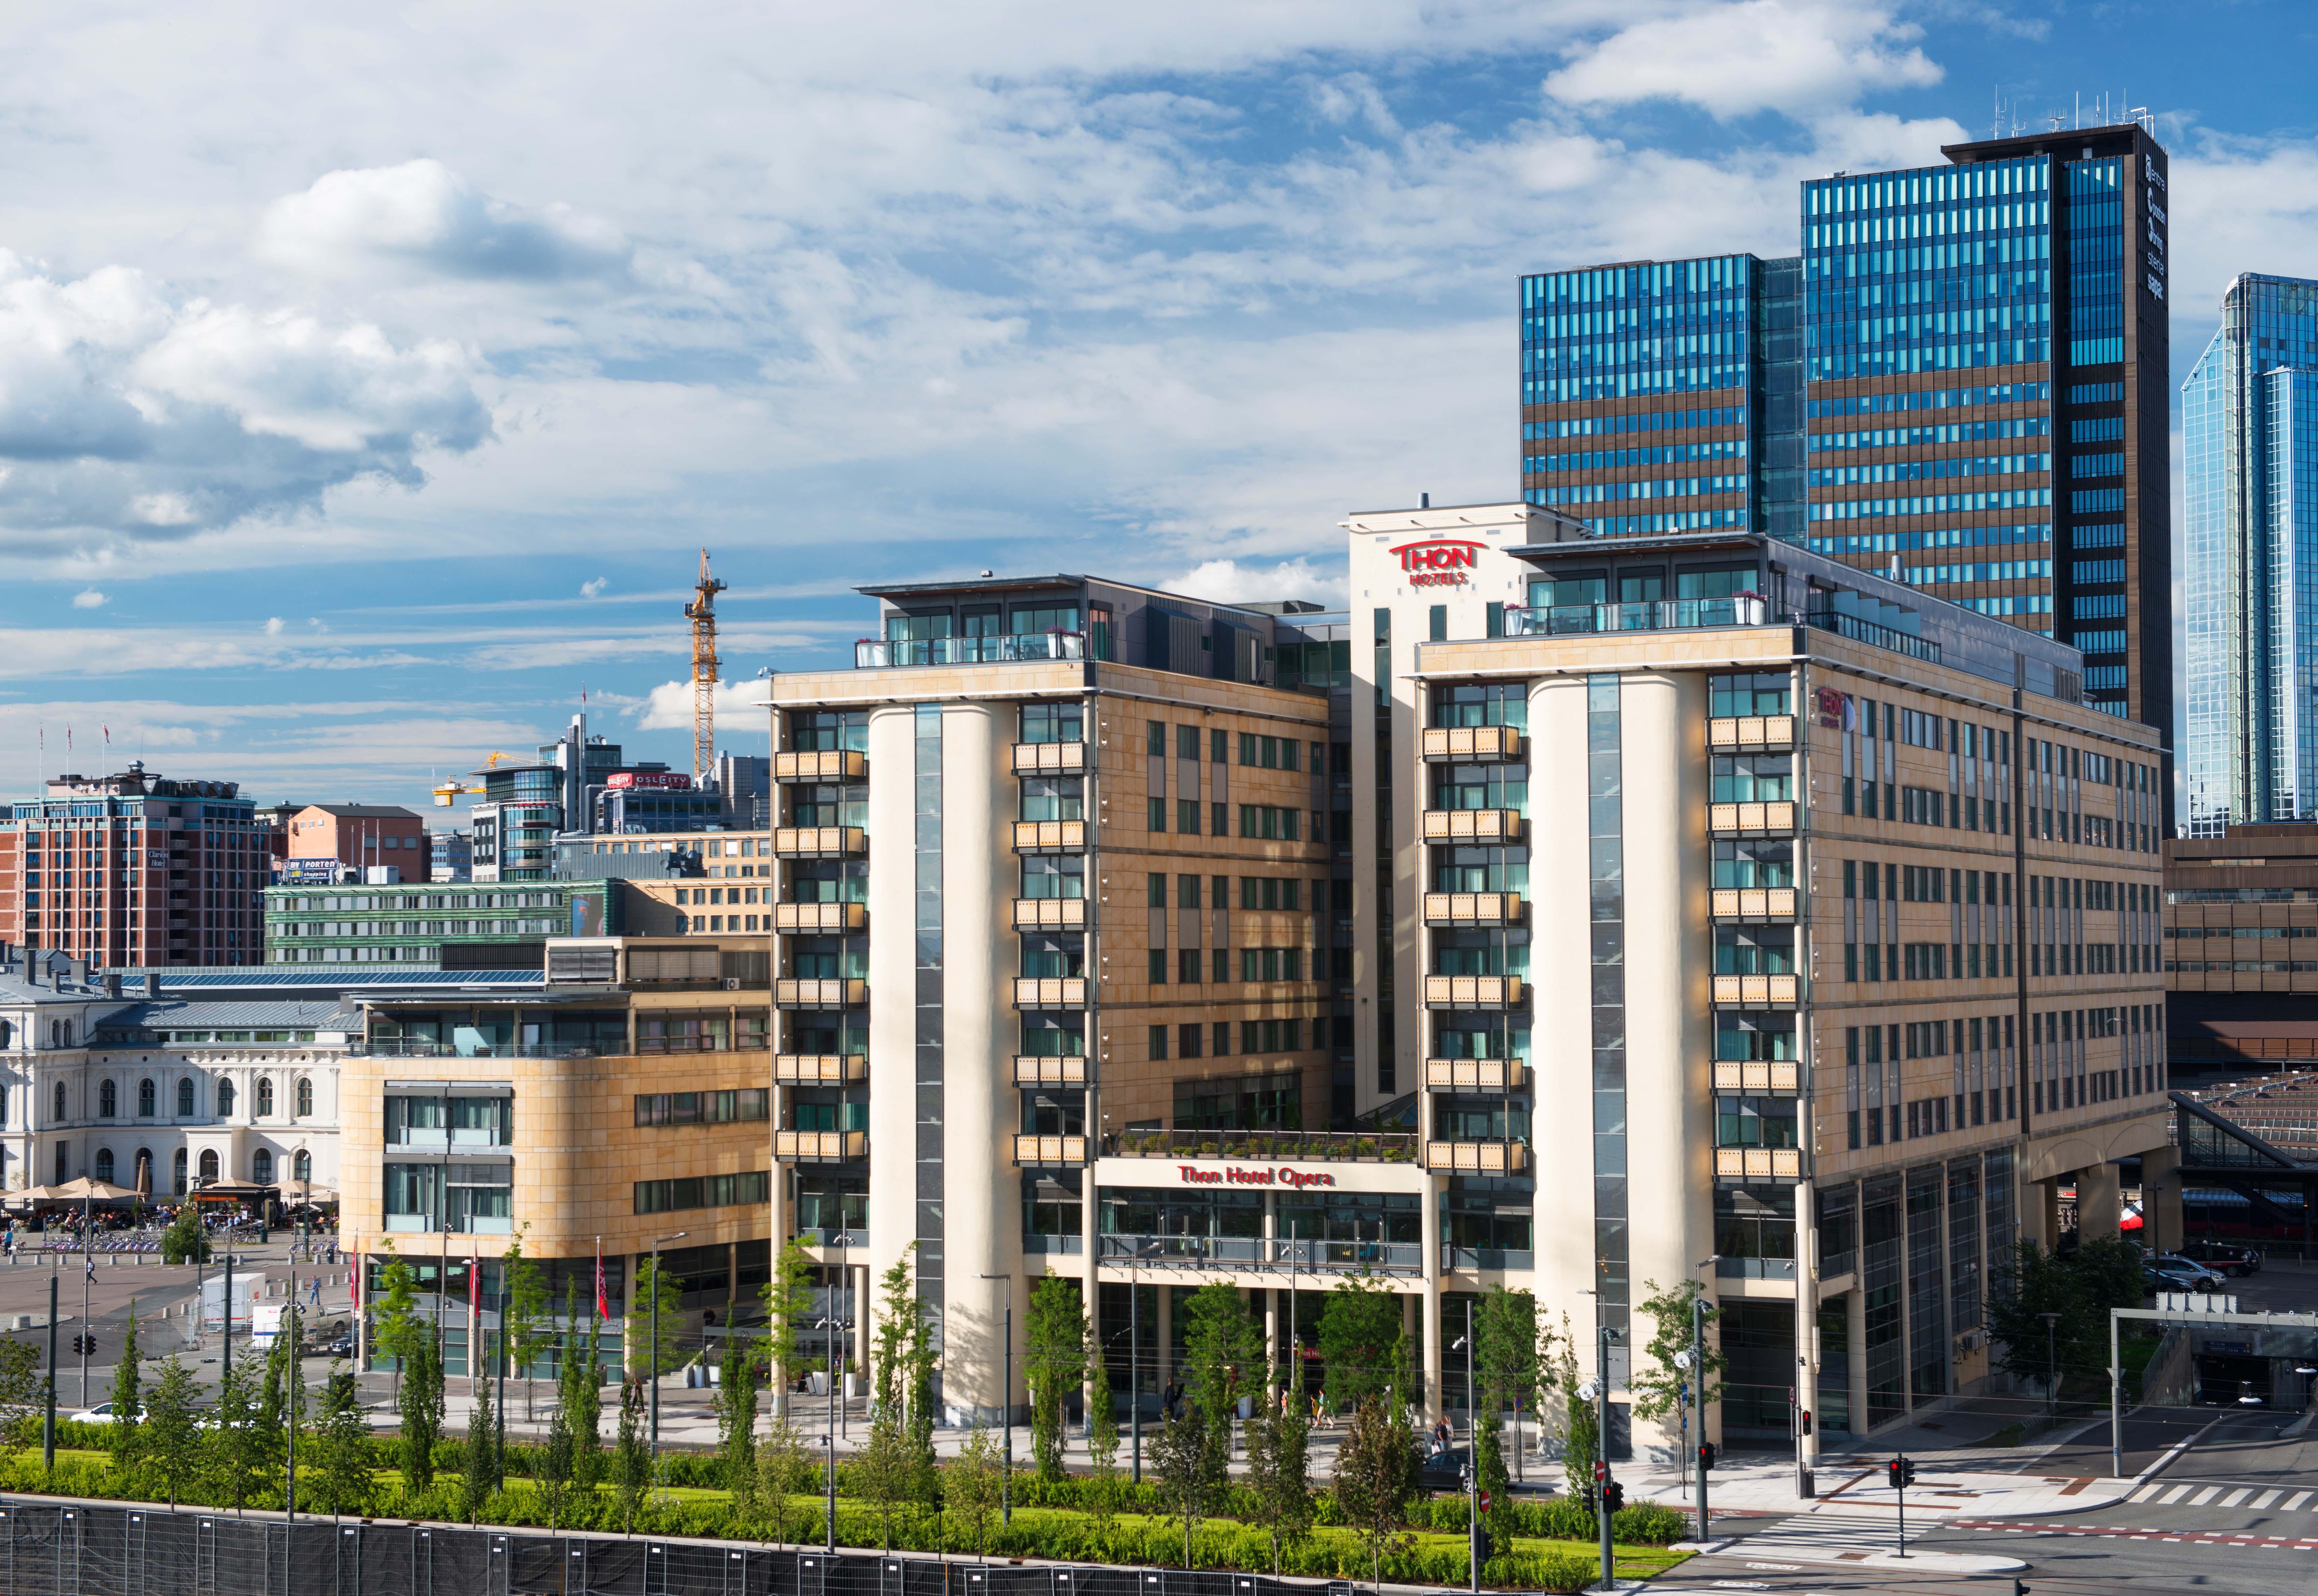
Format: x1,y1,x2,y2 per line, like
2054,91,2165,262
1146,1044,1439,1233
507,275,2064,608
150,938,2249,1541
1888,1456,1917,1489
1578,1487,1597,1514
1474,1526,1495,1566
1697,1442,1717,1471
1602,1480,1626,1513
2012,1582,2031,1596
1799,1409,1813,1436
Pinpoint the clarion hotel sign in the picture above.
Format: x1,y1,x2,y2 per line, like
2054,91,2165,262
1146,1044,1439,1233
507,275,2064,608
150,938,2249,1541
1178,1164,1337,1188
1392,540,1484,587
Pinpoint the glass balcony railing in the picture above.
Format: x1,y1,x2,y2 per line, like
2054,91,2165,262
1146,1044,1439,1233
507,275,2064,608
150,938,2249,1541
1012,1055,1088,1087
1503,595,1769,637
1011,741,1088,774
1423,1058,1525,1093
1707,801,1797,835
856,632,1087,668
1014,977,1089,1009
1420,974,1525,1010
774,1054,868,1085
1099,1234,1423,1275
1713,1147,1802,1180
1711,973,1798,1006
1709,887,1797,920
1421,809,1522,844
1421,891,1524,926
1103,1128,1418,1163
1011,898,1087,930
1012,1133,1090,1167
1420,726,1524,762
772,826,867,858
774,901,868,934
775,1129,867,1163
775,978,869,1009
1707,715,1795,752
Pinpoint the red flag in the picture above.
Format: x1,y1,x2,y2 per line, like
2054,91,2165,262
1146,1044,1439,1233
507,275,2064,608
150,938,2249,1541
595,1241,609,1321
469,1254,480,1309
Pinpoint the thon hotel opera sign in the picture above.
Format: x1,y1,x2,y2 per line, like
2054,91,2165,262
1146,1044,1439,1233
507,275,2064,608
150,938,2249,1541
1176,1163,1337,1189
1392,540,1485,587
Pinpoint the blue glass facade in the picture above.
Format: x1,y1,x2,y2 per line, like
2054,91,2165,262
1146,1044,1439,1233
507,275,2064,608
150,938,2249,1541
2182,274,2318,834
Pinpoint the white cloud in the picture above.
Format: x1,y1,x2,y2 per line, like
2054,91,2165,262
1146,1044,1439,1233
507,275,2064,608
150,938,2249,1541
1545,2,1941,119
1165,556,1345,609
264,616,285,635
256,159,633,283
635,677,775,733
71,587,104,608
580,576,607,597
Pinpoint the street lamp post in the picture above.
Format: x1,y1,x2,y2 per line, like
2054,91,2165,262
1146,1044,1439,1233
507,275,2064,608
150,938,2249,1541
2039,1311,2062,1422
1129,1270,1142,1485
648,1231,688,1480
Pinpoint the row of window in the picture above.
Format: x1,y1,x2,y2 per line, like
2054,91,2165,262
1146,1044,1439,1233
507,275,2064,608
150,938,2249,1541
1810,417,2049,450
276,920,558,936
1144,947,1309,984
66,1145,308,1193
1143,721,1328,773
13,1073,314,1125
274,892,560,911
1144,802,1308,841
1147,1017,1318,1060
635,1169,772,1215
634,1088,771,1127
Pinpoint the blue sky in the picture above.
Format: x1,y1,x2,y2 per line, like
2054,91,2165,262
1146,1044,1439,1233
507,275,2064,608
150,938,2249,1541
3,1,2314,806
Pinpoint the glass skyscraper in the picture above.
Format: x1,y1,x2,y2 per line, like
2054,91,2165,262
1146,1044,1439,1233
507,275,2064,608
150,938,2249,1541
1523,123,2172,739
2183,273,2318,834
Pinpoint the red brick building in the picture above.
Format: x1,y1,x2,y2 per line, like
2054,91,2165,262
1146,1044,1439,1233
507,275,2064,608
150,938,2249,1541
283,804,430,881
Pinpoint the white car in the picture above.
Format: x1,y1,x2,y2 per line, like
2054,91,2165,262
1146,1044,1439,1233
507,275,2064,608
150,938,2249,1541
71,1403,119,1424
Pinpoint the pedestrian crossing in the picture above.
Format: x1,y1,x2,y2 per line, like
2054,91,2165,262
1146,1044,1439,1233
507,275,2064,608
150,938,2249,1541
1714,1512,1928,1559
2126,1482,2316,1513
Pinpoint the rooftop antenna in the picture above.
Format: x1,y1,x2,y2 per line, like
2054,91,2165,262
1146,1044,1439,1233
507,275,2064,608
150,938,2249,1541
684,549,727,785
1993,85,2000,141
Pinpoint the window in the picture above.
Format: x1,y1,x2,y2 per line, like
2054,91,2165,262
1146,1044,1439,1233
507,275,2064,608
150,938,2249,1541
1147,721,1165,755
199,1149,219,1183
296,1078,314,1117
257,1078,275,1117
99,1080,117,1118
1177,725,1200,759
137,1079,155,1117
1019,703,1082,745
294,1150,312,1183
1148,1025,1169,1062
252,1149,274,1184
1237,735,1301,771
1708,672,1791,717
1238,805,1301,841
177,1079,195,1117
218,1081,236,1117
1428,604,1447,641
93,1148,114,1182
173,1149,188,1196
53,1082,66,1122
634,1170,771,1216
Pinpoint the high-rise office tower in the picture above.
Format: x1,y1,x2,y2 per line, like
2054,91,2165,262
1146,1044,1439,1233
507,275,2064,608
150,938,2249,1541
2182,273,2318,835
1524,122,2172,739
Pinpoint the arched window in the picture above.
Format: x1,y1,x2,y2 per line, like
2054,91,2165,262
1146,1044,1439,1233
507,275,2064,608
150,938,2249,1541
295,1078,314,1118
293,1149,312,1183
217,1081,236,1117
138,1079,156,1117
256,1078,275,1117
99,1080,117,1118
173,1148,188,1196
93,1148,114,1183
177,1078,195,1117
251,1148,273,1184
198,1149,218,1184
59,1021,71,1047
52,1082,66,1122
0,1019,12,1048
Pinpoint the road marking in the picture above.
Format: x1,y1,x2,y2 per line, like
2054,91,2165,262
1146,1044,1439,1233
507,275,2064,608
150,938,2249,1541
2219,1488,2252,1507
2249,1489,2281,1509
1953,1519,2318,1551
2189,1486,2221,1505
2158,1483,2192,1504
2286,1491,2314,1512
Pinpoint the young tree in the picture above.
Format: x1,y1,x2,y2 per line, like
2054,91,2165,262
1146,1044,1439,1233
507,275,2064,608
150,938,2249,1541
754,1412,813,1545
0,1340,40,1456
159,1207,211,1266
1180,1282,1259,1439
209,1356,268,1513
1472,1286,1539,1550
536,1397,576,1529
1242,1368,1315,1573
613,1378,651,1534
558,1284,606,1489
501,1235,552,1422
762,1238,817,1416
279,1302,306,1503
313,1369,378,1519
1333,1394,1419,1595
399,1329,446,1492
107,1303,144,1467
1988,1238,2145,1400
369,1252,422,1403
1082,1347,1120,1523
143,1356,201,1509
853,1402,918,1551
1146,1400,1223,1567
1550,1314,1597,1503
1630,1278,1722,1425
947,1423,1005,1560
459,1360,501,1523
715,1326,760,1493
1318,1276,1406,1414
1023,1275,1087,1483
869,1246,941,1525
256,1323,289,1474
624,1257,683,1384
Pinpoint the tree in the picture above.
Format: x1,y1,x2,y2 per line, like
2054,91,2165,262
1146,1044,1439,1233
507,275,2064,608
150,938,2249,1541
278,1302,306,1504
1180,1282,1259,1439
1023,1275,1087,1483
313,1368,377,1518
399,1330,446,1492
369,1252,422,1403
143,1356,201,1509
0,1340,40,1456
947,1423,1005,1560
558,1283,605,1488
755,1412,813,1545
624,1256,683,1383
501,1234,552,1422
1472,1286,1541,1550
614,1378,651,1533
1082,1346,1120,1523
1318,1276,1406,1414
1988,1237,2145,1399
1242,1370,1315,1573
536,1396,576,1529
107,1303,144,1467
715,1327,760,1493
209,1356,268,1513
1147,1399,1224,1567
1631,1278,1722,1424
1550,1314,1597,1503
459,1357,501,1523
853,1403,919,1551
159,1208,211,1266
869,1247,940,1525
1333,1394,1419,1595
762,1238,817,1416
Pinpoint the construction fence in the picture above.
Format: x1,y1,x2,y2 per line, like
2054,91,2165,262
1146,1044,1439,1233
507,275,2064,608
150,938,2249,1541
0,1499,1332,1596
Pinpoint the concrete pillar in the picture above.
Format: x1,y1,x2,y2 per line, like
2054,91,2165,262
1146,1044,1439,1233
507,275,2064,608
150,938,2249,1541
1846,1289,1867,1439
2141,1145,2185,1255
1420,1278,1442,1426
1263,1288,1279,1378
1795,1179,1818,1478
1156,1283,1172,1386
2078,1162,2122,1243
2019,1176,2061,1254
863,705,920,1341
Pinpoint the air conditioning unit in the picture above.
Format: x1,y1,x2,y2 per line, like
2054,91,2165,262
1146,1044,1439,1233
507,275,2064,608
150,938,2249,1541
723,978,741,991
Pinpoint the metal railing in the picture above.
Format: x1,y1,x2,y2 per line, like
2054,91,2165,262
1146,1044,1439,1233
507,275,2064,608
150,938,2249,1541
1098,1233,1423,1274
356,1040,595,1058
1102,1127,1419,1163
1503,594,1770,636
1807,608,1940,663
856,631,1087,667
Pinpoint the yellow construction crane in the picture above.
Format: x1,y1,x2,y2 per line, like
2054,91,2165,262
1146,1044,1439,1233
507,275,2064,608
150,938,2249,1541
430,750,516,807
684,549,726,784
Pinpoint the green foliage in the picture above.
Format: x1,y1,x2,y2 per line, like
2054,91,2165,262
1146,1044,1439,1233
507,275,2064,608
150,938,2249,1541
1181,1282,1260,1429
107,1305,143,1466
1148,1397,1226,1566
501,1232,552,1418
460,1359,501,1523
1242,1374,1315,1572
755,1411,815,1543
142,1356,201,1508
0,1339,38,1457
868,1244,938,1521
1082,1350,1120,1523
948,1423,1006,1559
209,1356,268,1511
369,1251,422,1400
536,1387,576,1529
399,1332,446,1490
852,1402,920,1550
558,1283,605,1487
625,1257,684,1382
313,1368,376,1517
716,1328,760,1493
1332,1394,1420,1593
1318,1277,1406,1413
1988,1237,2147,1396
614,1378,651,1533
1548,1313,1596,1502
158,1209,211,1266
1630,1278,1721,1423
762,1238,818,1403
1025,1276,1087,1484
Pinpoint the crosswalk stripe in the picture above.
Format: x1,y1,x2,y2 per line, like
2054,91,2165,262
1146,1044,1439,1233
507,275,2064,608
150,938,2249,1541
2285,1492,2314,1512
2249,1490,2281,1509
2128,1483,2162,1503
2189,1486,2221,1506
2219,1488,2252,1508
2158,1484,2192,1504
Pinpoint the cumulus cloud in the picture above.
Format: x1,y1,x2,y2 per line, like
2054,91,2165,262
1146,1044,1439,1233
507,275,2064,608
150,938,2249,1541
1165,556,1345,608
580,576,608,597
264,616,285,635
0,255,490,553
1546,1,1941,119
256,159,633,283
71,588,104,608
635,676,775,732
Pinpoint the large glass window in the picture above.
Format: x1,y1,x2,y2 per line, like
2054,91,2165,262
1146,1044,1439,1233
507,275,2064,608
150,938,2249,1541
1020,856,1085,899
1021,1089,1086,1136
1715,1096,1799,1148
1019,703,1083,744
1714,925,1796,975
1711,838,1794,888
785,710,868,753
1019,1016,1086,1056
1711,754,1793,801
788,783,866,828
1020,778,1084,823
787,861,868,904
1708,671,1791,716
1011,605,1079,636
1431,682,1530,729
1019,933,1086,979
787,934,867,980
1430,762,1528,812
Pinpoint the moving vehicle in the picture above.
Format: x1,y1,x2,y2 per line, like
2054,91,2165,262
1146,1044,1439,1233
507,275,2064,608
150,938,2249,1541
2174,1241,2262,1276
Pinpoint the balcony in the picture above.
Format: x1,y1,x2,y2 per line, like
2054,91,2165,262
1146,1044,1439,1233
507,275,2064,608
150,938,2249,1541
1504,594,1770,637
774,901,867,934
774,978,869,1010
772,826,867,858
776,1129,867,1163
1714,1147,1803,1181
1104,1128,1418,1164
1423,1058,1526,1093
1707,715,1795,753
1712,1060,1800,1094
1421,809,1522,844
1012,1133,1090,1167
1012,898,1087,930
1420,726,1525,763
1421,891,1524,927
1707,801,1796,836
1424,1140,1530,1174
1420,974,1525,1010
775,1054,868,1086
1711,974,1798,1007
1099,1234,1422,1276
1011,742,1088,775
1709,888,1797,921
1012,1055,1088,1088
1013,977,1089,1009
1013,820,1087,854
855,632,1086,668
773,750,867,783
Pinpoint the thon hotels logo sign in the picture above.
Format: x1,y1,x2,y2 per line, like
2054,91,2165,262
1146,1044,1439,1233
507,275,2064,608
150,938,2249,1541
1391,539,1485,588
1177,1164,1336,1189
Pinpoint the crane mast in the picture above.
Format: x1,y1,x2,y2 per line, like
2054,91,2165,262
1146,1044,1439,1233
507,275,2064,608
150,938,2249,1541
684,549,727,784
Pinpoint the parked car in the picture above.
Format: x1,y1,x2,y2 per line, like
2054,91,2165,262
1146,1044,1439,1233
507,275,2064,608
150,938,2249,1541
2153,1250,2246,1282
2146,1264,2220,1295
1416,1444,1470,1493
2175,1241,2262,1276
70,1403,119,1425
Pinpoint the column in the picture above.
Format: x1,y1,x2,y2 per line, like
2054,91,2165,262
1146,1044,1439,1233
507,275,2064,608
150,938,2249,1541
1420,1277,1442,1427
1156,1284,1172,1386
2141,1145,2184,1255
1846,1289,1867,1444
942,702,1010,1422
2077,1162,2121,1242
1794,1179,1818,1483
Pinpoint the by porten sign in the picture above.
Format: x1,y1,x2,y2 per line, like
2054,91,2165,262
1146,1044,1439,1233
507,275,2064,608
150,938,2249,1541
1177,1164,1335,1189
1390,540,1485,588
